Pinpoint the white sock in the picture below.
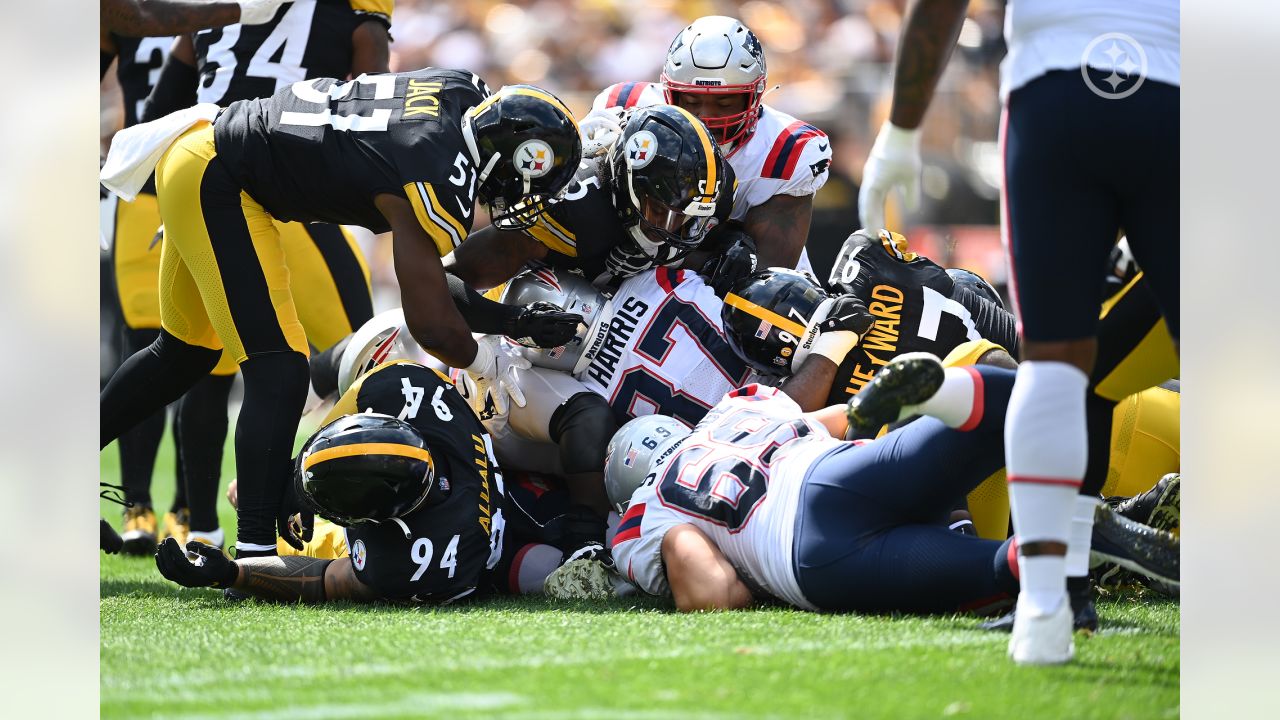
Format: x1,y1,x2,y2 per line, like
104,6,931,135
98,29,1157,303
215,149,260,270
1067,495,1100,577
1005,361,1089,615
513,543,563,594
189,528,225,548
902,366,982,429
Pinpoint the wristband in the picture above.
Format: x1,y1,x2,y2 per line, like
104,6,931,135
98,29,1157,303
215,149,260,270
810,330,860,366
874,122,922,155
464,337,494,376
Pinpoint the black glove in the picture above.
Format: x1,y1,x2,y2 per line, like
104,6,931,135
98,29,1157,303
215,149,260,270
277,457,315,552
700,230,758,298
155,537,239,588
562,542,615,571
817,294,875,337
505,301,585,349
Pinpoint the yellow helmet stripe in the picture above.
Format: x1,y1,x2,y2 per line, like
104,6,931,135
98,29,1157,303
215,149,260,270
303,442,433,471
670,105,718,203
724,292,806,337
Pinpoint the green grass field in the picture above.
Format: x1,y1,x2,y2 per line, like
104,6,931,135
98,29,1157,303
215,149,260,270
102,431,1179,720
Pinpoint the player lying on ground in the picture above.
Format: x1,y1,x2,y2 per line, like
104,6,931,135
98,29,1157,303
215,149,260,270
603,354,1178,615
156,359,574,603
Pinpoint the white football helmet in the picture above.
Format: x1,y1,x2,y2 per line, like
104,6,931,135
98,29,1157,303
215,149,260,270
500,267,613,374
336,308,429,396
603,415,691,512
661,15,768,148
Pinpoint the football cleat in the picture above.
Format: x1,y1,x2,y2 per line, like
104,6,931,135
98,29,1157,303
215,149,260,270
845,352,944,437
544,558,621,601
1009,592,1075,665
981,576,1097,635
159,508,191,547
1090,503,1179,588
120,505,158,556
1115,473,1180,534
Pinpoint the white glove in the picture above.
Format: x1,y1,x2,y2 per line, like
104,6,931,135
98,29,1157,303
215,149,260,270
237,0,287,25
460,335,530,416
858,122,922,232
579,106,625,158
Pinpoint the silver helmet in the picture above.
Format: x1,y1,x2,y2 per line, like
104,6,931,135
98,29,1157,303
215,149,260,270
660,15,768,148
337,308,428,396
500,267,613,374
603,414,691,512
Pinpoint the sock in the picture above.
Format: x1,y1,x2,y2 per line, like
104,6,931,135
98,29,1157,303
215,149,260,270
178,373,236,532
510,543,564,594
232,351,310,553
902,366,982,429
188,528,225,549
171,428,187,513
1067,495,1101,577
101,330,220,449
115,328,164,507
1005,361,1089,616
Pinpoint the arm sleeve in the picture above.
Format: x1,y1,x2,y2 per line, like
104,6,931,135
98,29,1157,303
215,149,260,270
141,53,199,123
952,284,1020,357
445,271,520,335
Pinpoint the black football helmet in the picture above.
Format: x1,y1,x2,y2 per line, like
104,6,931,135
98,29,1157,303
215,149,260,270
607,104,730,271
722,268,832,374
295,413,440,527
946,267,1005,309
462,85,583,231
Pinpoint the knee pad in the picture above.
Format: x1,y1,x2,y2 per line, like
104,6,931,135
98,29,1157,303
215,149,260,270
550,392,619,476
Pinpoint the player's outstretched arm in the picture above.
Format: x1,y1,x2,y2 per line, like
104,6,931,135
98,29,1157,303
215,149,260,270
662,524,753,612
446,223,549,290
155,539,380,603
743,194,814,270
102,0,286,36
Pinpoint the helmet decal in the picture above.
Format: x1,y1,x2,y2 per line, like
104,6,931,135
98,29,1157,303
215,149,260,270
625,130,659,169
351,539,367,570
515,139,555,178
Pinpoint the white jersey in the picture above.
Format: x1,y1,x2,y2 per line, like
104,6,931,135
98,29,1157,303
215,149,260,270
1001,0,1180,99
611,384,841,610
590,86,833,223
575,267,753,428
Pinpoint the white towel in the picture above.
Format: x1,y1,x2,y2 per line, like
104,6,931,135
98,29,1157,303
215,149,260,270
100,103,221,202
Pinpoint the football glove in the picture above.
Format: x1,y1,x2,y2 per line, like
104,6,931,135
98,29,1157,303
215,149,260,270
460,335,530,415
579,106,625,158
155,537,238,589
858,122,922,232
237,0,288,25
808,295,875,366
504,301,584,349
700,229,758,298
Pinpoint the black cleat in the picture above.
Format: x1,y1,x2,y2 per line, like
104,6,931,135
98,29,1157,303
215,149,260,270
1115,473,1180,533
1091,503,1179,588
980,576,1097,634
845,353,945,437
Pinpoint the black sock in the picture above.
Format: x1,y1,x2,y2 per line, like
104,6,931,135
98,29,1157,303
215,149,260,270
177,373,235,531
114,328,163,507
232,351,309,550
102,330,220,450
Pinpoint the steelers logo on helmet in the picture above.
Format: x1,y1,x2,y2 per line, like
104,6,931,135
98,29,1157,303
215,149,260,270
515,139,555,178
625,130,659,170
351,539,367,571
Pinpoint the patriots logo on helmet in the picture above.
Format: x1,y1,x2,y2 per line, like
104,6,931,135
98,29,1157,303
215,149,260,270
515,139,555,178
626,130,658,169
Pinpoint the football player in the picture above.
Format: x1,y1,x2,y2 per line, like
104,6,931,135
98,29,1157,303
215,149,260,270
103,1,395,554
102,0,287,47
605,354,1177,615
861,0,1179,664
101,74,582,558
582,15,833,272
447,103,737,293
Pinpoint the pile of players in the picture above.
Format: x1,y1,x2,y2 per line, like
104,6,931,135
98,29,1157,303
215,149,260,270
101,4,1179,667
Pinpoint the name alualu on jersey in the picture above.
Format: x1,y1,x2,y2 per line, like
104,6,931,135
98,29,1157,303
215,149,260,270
584,296,650,386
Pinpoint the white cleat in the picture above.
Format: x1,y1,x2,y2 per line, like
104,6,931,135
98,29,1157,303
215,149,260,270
1008,593,1075,665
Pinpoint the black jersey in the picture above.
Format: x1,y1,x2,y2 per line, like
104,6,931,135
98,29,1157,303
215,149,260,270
334,361,505,604
112,34,175,128
214,68,489,249
194,0,392,106
823,230,1014,405
522,156,736,284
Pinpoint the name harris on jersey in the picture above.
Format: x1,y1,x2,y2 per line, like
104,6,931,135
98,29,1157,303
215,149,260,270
583,296,650,386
